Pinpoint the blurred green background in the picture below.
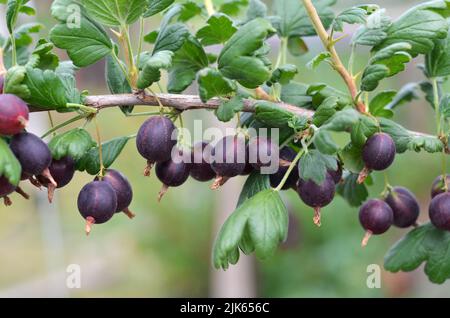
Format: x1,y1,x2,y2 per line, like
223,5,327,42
1,0,449,297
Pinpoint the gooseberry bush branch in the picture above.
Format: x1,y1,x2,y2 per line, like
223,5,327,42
2,0,450,284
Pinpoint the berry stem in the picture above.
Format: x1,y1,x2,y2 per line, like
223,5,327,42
41,114,85,138
0,48,6,75
136,17,145,70
361,230,372,247
301,0,366,113
94,116,105,178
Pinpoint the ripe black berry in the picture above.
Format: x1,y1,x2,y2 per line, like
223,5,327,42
10,132,56,185
430,174,450,198
429,192,450,231
77,181,117,235
359,199,393,246
210,135,246,189
0,94,29,135
0,74,4,93
247,136,279,169
269,147,298,190
136,116,177,176
328,162,343,184
96,169,134,219
385,187,420,228
240,144,254,176
155,150,191,201
37,156,75,203
297,173,335,226
189,142,215,182
0,176,16,206
358,133,396,184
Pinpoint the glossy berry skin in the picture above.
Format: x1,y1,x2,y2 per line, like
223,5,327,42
297,173,335,208
156,151,191,187
328,163,343,184
248,136,279,169
240,144,254,176
77,181,117,224
97,169,133,213
362,133,396,171
431,174,450,198
10,132,52,176
0,94,29,136
385,187,420,228
136,116,177,163
190,142,216,182
429,192,450,231
38,156,75,189
270,147,298,190
0,176,16,197
211,135,246,177
359,199,393,234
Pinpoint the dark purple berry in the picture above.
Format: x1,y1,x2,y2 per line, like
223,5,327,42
10,132,54,177
77,181,117,235
248,136,279,169
328,162,343,184
385,187,420,228
0,176,16,197
0,94,29,136
297,173,335,226
359,199,393,246
136,116,177,175
269,147,298,190
431,174,450,198
0,74,4,93
189,142,216,182
429,192,450,231
362,133,396,171
155,150,191,201
210,135,246,188
96,169,134,219
240,144,254,176
37,156,75,202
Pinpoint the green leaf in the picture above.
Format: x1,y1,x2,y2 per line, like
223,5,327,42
83,0,148,26
137,50,173,89
320,108,361,132
219,0,248,16
370,42,412,76
167,36,209,93
332,6,369,32
425,28,450,77
28,39,59,71
340,142,364,173
77,136,131,175
50,15,113,67
280,82,312,108
369,90,396,118
336,173,368,207
51,0,83,22
144,0,174,17
313,130,338,155
360,64,389,92
312,96,337,126
267,64,297,86
351,9,391,46
287,36,308,56
198,68,237,102
307,83,352,108
386,82,420,110
216,96,244,122
178,1,202,22
218,18,274,88
213,189,288,270
246,0,266,20
237,171,270,207
23,67,68,110
6,0,31,33
10,22,43,47
0,138,22,186
255,101,296,128
373,1,450,57
384,223,450,284
153,23,189,54
439,94,450,120
3,65,30,98
306,52,331,70
272,0,335,37
106,51,133,114
196,13,237,46
350,115,378,147
299,149,337,185
48,128,95,161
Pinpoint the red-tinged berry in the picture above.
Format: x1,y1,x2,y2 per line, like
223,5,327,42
269,147,299,190
358,133,396,184
0,94,29,135
190,142,216,182
430,174,450,198
429,192,450,231
136,116,177,176
297,173,335,226
359,199,393,246
96,169,134,219
385,187,420,228
155,150,191,201
37,156,75,203
77,181,117,235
